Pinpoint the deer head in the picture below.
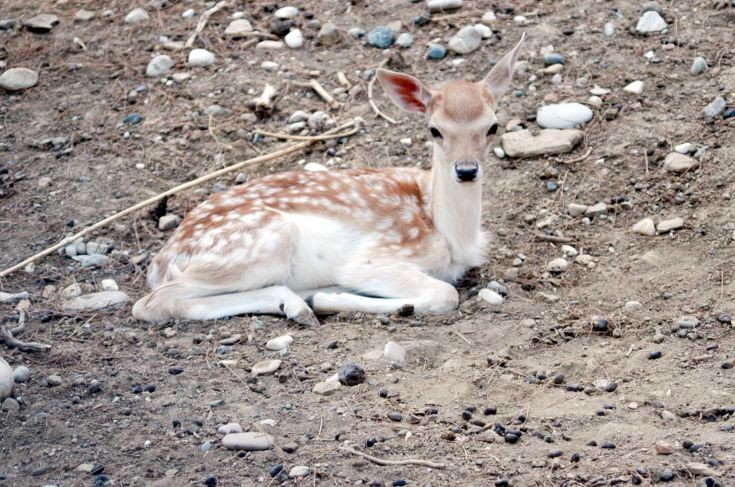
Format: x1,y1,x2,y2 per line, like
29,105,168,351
376,34,525,185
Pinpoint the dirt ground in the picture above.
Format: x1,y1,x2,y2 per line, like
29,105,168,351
1,0,734,486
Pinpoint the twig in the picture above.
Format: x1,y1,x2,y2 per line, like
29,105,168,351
534,234,575,244
0,118,362,278
368,61,398,125
185,0,227,48
561,148,592,164
340,446,446,469
253,127,362,142
1,300,51,352
309,79,340,110
453,330,472,345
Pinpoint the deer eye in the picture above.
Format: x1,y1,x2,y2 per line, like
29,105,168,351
486,124,498,137
429,127,442,139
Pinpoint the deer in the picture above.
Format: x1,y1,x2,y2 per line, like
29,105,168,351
132,35,525,324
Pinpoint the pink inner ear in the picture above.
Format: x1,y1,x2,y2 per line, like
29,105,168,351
390,75,426,112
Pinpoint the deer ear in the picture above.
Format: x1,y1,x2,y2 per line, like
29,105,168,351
376,69,433,113
482,33,525,103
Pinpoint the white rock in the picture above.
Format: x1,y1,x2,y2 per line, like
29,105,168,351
396,33,414,48
624,301,643,310
251,359,281,376
623,80,644,95
217,422,243,435
657,217,684,233
275,6,299,19
493,147,505,159
304,162,328,172
604,22,614,37
146,55,174,77
125,8,149,23
481,11,496,22
225,19,253,37
188,49,215,67
181,9,196,19
172,72,190,83
383,341,406,365
632,218,656,236
0,68,39,91
313,381,341,395
158,214,181,231
427,0,463,12
222,432,273,450
663,153,699,173
265,335,293,351
256,40,285,50
0,358,13,401
100,279,119,291
284,28,304,48
448,26,482,54
561,245,578,257
674,143,692,154
536,103,593,129
75,9,95,21
589,86,611,96
289,110,309,123
62,291,130,313
399,138,412,147
289,466,310,478
568,203,588,217
514,15,527,24
588,96,603,108
547,258,569,273
636,11,667,34
500,129,583,158
690,57,708,76
584,202,607,217
62,283,82,299
473,24,492,39
478,288,504,306
261,61,279,72
576,254,594,266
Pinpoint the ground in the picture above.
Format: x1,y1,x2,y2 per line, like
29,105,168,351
1,0,734,486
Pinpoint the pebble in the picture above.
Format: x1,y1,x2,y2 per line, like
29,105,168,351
479,288,504,306
657,217,684,233
427,43,447,60
547,258,569,274
338,363,366,386
686,462,717,477
367,26,394,48
13,365,30,383
125,8,150,24
348,27,366,38
660,469,676,481
222,432,273,451
62,291,130,313
0,67,39,91
482,11,496,22
604,22,615,36
387,411,403,422
448,26,482,54
427,0,463,11
266,335,293,351
648,350,662,360
313,381,341,395
600,441,616,449
317,23,340,46
188,49,215,67
632,218,656,236
675,142,692,154
655,440,673,454
568,203,588,217
47,374,63,387
261,61,279,72
289,466,310,478
636,11,667,33
624,81,645,95
383,341,406,365
0,359,13,400
158,214,181,231
275,6,299,19
544,53,565,66
536,103,593,129
663,153,699,173
217,422,243,435
304,162,328,172
661,410,676,421
284,28,303,48
2,397,19,413
23,13,59,32
501,129,583,158
592,378,618,392
225,19,253,37
395,33,414,48
123,113,142,124
691,57,708,75
75,9,95,22
72,254,109,268
703,96,726,118
100,279,119,292
251,359,281,376
181,9,196,19
146,55,174,77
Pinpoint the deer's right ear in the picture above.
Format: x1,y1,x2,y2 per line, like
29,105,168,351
376,69,433,113
482,33,525,103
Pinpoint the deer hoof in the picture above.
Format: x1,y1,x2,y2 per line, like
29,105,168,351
289,307,320,326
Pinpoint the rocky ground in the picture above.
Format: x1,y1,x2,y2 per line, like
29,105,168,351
1,0,735,486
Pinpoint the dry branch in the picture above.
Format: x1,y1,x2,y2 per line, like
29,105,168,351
185,0,228,48
341,446,446,469
1,300,51,352
309,79,340,110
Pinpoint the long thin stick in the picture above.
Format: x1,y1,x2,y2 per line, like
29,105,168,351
185,0,227,48
309,79,340,110
0,119,362,278
340,446,446,469
253,127,360,141
1,301,51,352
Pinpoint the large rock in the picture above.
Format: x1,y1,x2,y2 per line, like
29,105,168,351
62,291,130,313
663,153,699,173
500,129,583,158
537,103,593,129
222,432,273,451
0,358,13,401
0,68,39,91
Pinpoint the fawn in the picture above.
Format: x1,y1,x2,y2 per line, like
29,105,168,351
133,35,525,324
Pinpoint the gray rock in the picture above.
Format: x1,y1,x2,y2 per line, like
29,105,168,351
547,258,569,273
71,254,109,268
623,80,644,95
62,291,131,313
604,22,615,36
584,202,608,217
632,218,656,236
289,466,310,478
0,291,29,303
636,11,667,34
217,422,243,435
125,8,149,24
313,381,341,395
265,335,293,351
703,96,726,118
0,67,39,91
46,374,63,387
690,57,708,75
225,19,253,37
657,217,684,233
275,6,299,19
188,49,215,67
427,0,463,11
75,9,95,22
251,359,281,376
478,289,503,305
367,26,394,48
23,14,59,32
348,27,366,38
448,26,482,54
500,129,583,158
536,103,593,129
158,214,181,231
222,432,273,450
663,153,699,173
316,23,339,46
2,397,19,413
13,366,30,383
0,358,13,400
395,32,414,48
642,2,663,14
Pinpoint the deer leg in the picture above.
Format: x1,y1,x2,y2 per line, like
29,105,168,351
309,263,458,314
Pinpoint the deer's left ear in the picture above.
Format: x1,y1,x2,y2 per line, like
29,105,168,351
376,69,433,113
482,33,525,103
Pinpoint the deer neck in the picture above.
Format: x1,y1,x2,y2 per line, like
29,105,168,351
429,155,484,266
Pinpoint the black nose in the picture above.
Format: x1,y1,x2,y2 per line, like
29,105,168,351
455,161,479,182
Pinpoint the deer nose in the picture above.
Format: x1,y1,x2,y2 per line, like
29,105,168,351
454,160,479,182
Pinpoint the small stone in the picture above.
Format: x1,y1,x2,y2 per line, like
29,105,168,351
584,202,607,217
0,68,39,92
567,203,588,217
544,53,565,66
636,11,667,34
561,245,578,257
261,61,279,72
547,258,569,274
632,218,656,236
474,23,492,39
225,19,253,38
663,153,699,173
537,103,593,129
188,49,215,67
275,6,299,19
251,359,281,376
383,341,406,365
592,378,618,392
427,43,447,60
674,143,692,154
657,217,684,233
338,363,366,386
123,113,142,124
13,366,30,383
660,469,676,482
181,9,196,19
266,335,293,351
348,27,366,38
685,462,717,477
125,8,149,24
23,13,60,32
158,214,181,231
703,96,726,118
655,440,674,454
661,410,676,421
648,350,662,360
604,22,615,36
217,422,243,435
316,23,339,46
395,33,414,48
47,374,63,387
691,57,708,75
387,411,403,422
284,28,303,48
289,466,310,478
367,26,394,48
63,292,130,313
478,288,504,306
482,12,496,22
448,26,482,54
100,279,119,291
304,162,327,172
222,432,273,451
72,254,109,268
2,397,19,413
501,129,583,158
427,0,463,11
146,55,174,77
600,441,616,449
313,381,341,395
624,81,645,95
75,9,95,21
